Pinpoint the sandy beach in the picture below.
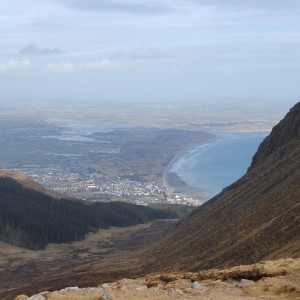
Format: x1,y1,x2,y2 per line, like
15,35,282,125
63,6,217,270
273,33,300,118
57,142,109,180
163,131,268,202
162,142,214,202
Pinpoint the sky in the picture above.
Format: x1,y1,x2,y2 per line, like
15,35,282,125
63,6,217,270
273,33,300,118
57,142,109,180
0,0,299,104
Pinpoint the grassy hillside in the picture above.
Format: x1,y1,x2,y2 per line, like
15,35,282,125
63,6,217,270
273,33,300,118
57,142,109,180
0,176,176,249
141,102,300,272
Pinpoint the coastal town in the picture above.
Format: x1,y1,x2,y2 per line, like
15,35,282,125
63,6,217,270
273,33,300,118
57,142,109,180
10,163,203,206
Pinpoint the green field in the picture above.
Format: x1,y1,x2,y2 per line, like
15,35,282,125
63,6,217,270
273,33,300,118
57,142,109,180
0,119,214,181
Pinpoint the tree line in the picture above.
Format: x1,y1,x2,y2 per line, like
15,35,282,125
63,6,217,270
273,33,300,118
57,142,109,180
0,177,176,249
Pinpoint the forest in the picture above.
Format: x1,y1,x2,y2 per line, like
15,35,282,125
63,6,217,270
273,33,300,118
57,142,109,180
0,177,176,249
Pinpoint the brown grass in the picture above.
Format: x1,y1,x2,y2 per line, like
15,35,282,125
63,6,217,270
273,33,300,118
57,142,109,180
192,259,292,281
15,258,300,300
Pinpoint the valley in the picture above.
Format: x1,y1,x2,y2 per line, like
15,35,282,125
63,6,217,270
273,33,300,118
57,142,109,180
1,1,300,299
0,102,299,300
0,220,177,299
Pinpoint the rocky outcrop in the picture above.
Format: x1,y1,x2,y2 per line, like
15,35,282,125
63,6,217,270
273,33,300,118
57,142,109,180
249,101,300,170
15,258,300,300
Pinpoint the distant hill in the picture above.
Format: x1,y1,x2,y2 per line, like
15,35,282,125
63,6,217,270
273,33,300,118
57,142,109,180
0,172,177,249
143,102,300,271
0,170,55,196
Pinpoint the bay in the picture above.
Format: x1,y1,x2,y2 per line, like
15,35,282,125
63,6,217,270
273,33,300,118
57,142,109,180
170,132,268,200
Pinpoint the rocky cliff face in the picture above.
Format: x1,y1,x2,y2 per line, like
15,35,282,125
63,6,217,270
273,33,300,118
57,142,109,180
249,101,300,170
143,102,300,272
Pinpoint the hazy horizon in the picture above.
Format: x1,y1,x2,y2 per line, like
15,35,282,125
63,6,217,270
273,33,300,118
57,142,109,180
0,0,299,105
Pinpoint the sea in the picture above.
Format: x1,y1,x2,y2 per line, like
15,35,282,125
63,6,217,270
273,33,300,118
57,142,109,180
43,122,136,142
170,131,269,200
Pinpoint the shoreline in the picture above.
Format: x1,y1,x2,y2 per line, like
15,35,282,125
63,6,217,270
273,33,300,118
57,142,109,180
163,130,268,203
163,138,217,203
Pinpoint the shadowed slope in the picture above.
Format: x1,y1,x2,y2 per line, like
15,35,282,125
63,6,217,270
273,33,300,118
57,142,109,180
249,101,300,170
0,172,176,249
0,170,55,196
143,102,300,272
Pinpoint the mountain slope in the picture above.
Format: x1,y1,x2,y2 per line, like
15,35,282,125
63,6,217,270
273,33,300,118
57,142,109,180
249,101,300,170
0,169,56,196
143,102,300,272
2,103,300,299
0,172,176,249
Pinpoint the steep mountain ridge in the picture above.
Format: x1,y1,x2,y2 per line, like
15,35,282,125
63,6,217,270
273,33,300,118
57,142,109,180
142,102,300,272
249,101,300,170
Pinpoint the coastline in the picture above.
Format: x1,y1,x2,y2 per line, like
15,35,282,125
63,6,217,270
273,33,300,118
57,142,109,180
163,139,217,202
163,130,268,203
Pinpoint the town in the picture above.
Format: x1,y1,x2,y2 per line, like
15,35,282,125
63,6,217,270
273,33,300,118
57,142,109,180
10,163,202,207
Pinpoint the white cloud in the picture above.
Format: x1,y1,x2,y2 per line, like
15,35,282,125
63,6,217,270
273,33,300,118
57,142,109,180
43,62,75,73
0,60,31,73
42,60,128,73
0,0,299,102
83,59,122,70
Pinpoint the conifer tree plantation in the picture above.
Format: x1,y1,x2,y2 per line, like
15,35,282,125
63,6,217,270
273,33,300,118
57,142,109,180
0,177,177,249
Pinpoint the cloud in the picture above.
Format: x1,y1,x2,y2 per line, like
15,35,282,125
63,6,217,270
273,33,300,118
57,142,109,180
43,62,75,73
111,46,211,62
0,60,31,73
83,59,122,70
130,47,183,60
111,47,184,61
42,59,128,73
18,44,63,56
62,0,172,15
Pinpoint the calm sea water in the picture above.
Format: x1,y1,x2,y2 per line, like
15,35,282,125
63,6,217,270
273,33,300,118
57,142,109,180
170,132,268,200
43,122,136,142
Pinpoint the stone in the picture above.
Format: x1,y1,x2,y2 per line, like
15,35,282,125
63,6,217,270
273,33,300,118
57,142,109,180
85,287,97,293
240,279,255,284
191,281,203,289
136,285,148,291
14,296,28,300
64,286,79,292
27,295,45,300
175,288,184,295
102,283,110,289
101,292,114,300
